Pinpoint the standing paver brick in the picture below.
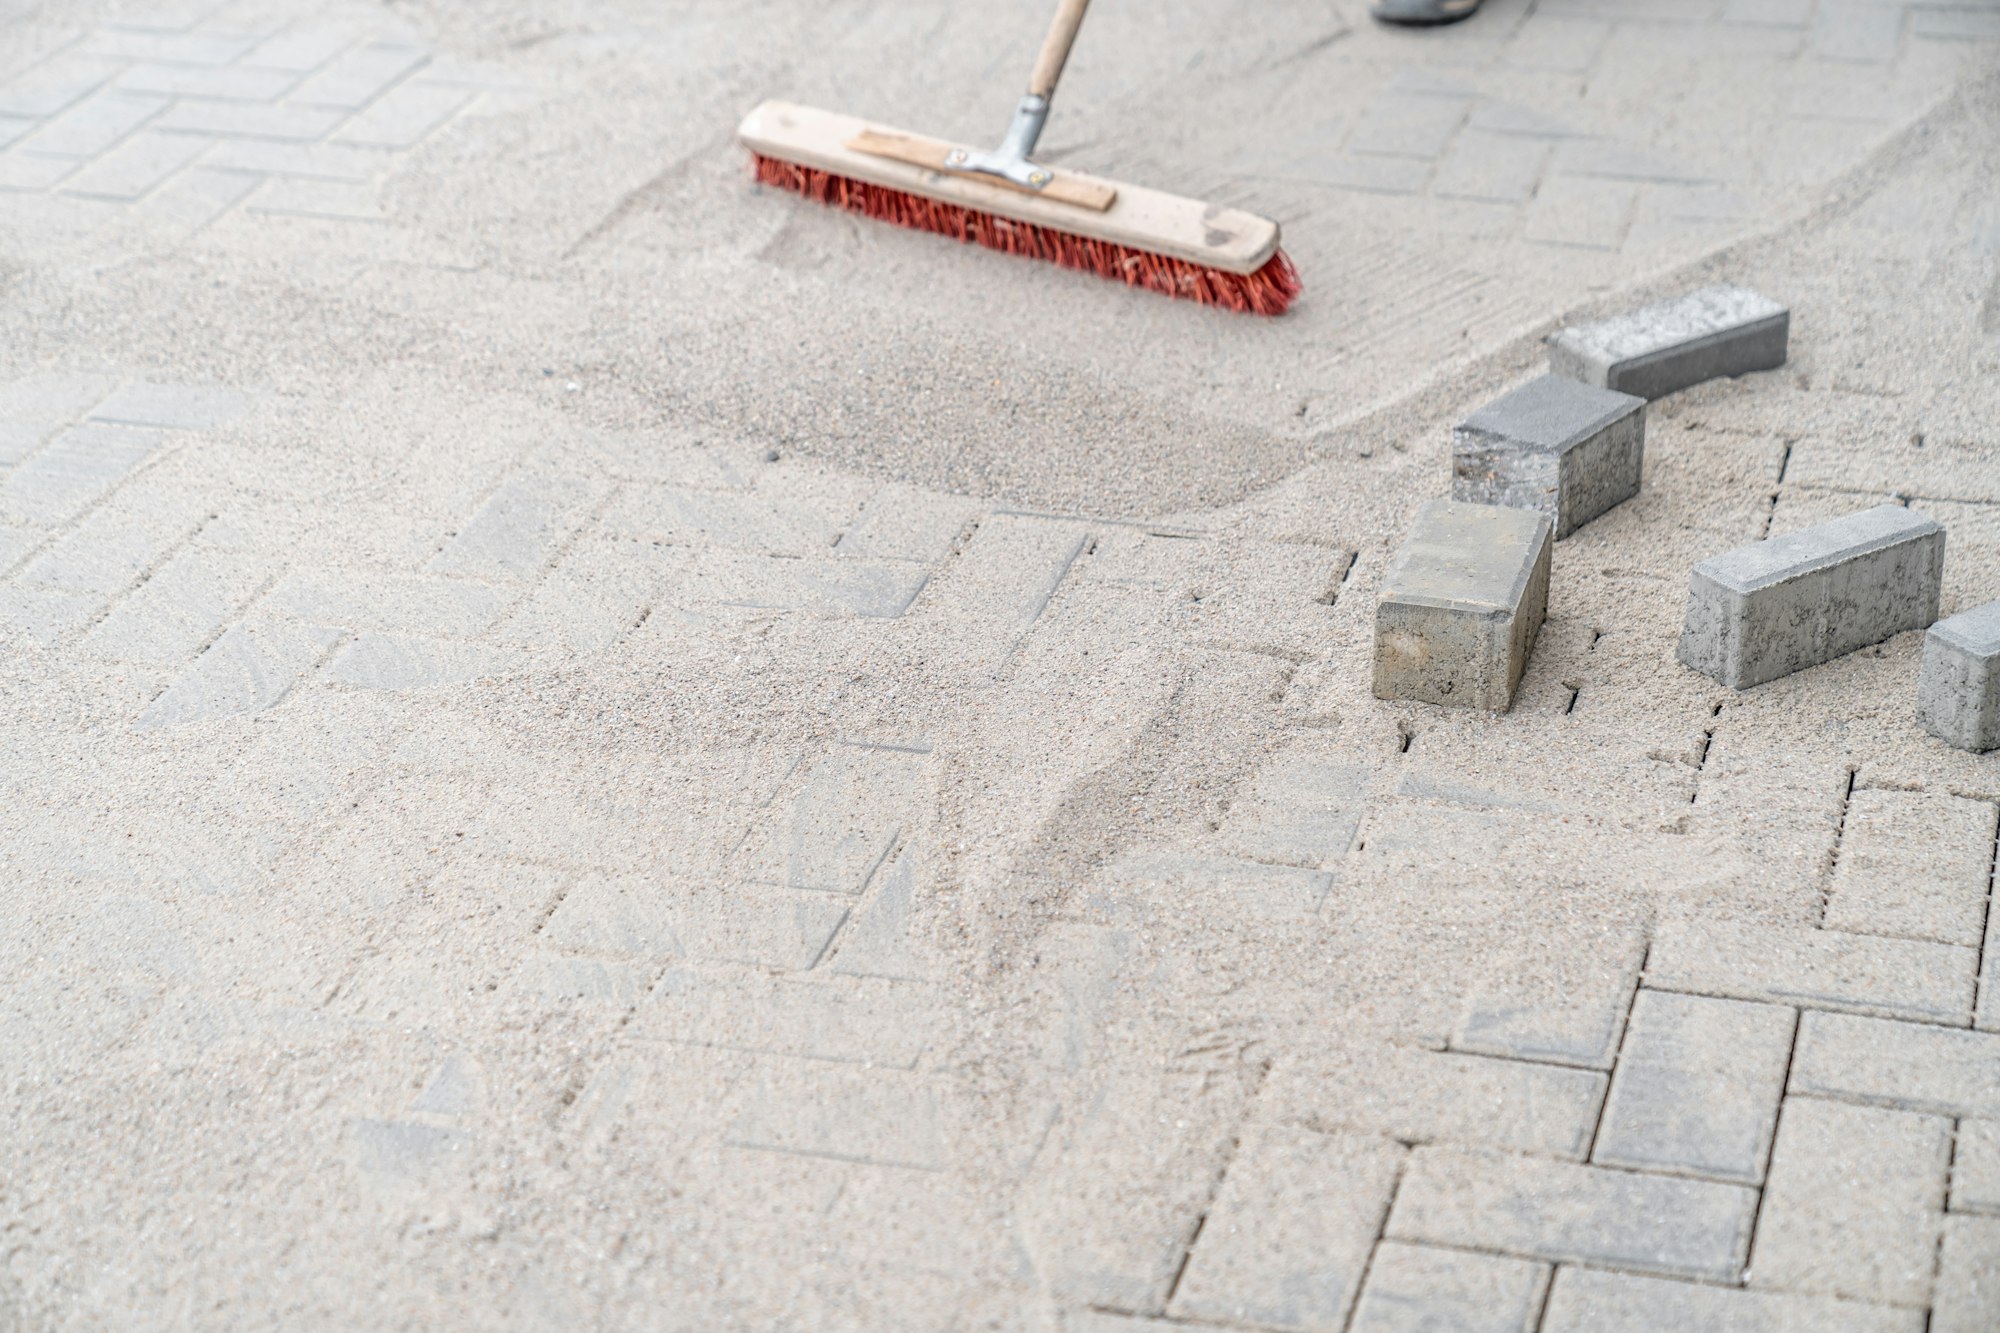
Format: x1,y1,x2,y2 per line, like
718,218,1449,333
1541,1267,1922,1333
1593,990,1794,1184
1385,1146,1757,1282
1749,1097,1949,1308
1918,600,2000,752
1679,504,1945,689
1348,1241,1549,1333
1934,1216,2000,1333
1167,1125,1401,1330
1450,374,1646,539
1647,921,1976,1024
1373,499,1551,712
1548,284,1789,400
1824,789,1998,947
1789,1010,2000,1120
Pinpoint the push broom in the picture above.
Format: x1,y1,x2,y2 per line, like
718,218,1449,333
738,0,1301,315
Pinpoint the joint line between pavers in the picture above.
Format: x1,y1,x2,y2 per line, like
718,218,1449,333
1584,943,1651,1164
1972,804,2000,1024
1737,1005,1801,1285
810,833,903,971
1340,1141,1411,1333
1816,766,1860,929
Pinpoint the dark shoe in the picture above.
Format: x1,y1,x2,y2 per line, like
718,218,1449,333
1372,0,1485,25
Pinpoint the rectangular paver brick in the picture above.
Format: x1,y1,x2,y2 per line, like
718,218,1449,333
15,91,166,158
1523,175,1636,250
430,474,604,580
88,380,247,430
135,618,343,727
1454,930,1644,1069
0,56,122,118
1219,753,1370,868
331,83,468,148
322,632,515,690
684,551,930,619
634,965,937,1069
826,845,927,981
198,138,394,181
0,422,161,525
1374,498,1551,712
0,373,114,465
1790,1010,2000,1120
17,489,207,593
1265,1044,1605,1158
0,585,101,648
739,745,920,894
59,129,211,199
245,176,382,220
541,875,848,971
1951,1120,2000,1214
78,30,256,65
1348,93,1468,158
1920,601,2000,752
1386,1146,1758,1281
287,44,428,109
154,100,346,140
79,546,268,665
1452,373,1647,539
1349,1241,1549,1333
1552,284,1789,399
114,63,301,101
1593,990,1794,1183
1168,1126,1401,1330
265,569,510,635
1749,1097,1948,1307
239,28,354,73
834,485,978,564
1935,1215,2000,1333
1648,920,1975,1024
1826,788,1997,945
726,1063,945,1170
1432,130,1550,203
1542,1267,1922,1333
1680,504,1945,689
1095,849,1333,921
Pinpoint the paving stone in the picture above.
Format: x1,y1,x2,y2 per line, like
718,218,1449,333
1648,921,1975,1024
1348,92,1469,158
683,551,930,619
1935,1215,2000,1333
1218,753,1370,868
1791,1010,2000,1119
726,1063,946,1170
1093,849,1334,921
16,489,207,593
0,55,123,118
287,44,428,109
0,423,161,525
1826,788,1997,945
239,28,354,73
264,569,510,636
1386,1146,1757,1281
0,585,101,647
913,512,1087,661
153,99,347,140
113,63,301,101
633,964,937,1069
1593,990,1794,1183
0,523,44,573
14,91,167,158
322,632,515,691
77,30,257,65
1542,1267,1923,1332
1023,1062,1259,1312
826,845,928,981
1522,175,1637,250
1952,1120,2000,1215
1679,505,1946,689
833,485,978,564
1750,1097,1948,1307
491,537,686,655
135,618,343,727
1168,1126,1400,1330
0,373,114,465
1373,499,1551,712
739,745,921,894
1919,600,2000,752
1188,539,1350,657
1550,284,1789,400
197,138,395,181
1453,930,1644,1069
1348,1240,1549,1333
331,83,468,148
79,546,268,665
540,875,848,971
430,474,604,580
59,130,212,199
602,484,817,553
1264,1044,1605,1158
1452,374,1646,540
1431,130,1550,203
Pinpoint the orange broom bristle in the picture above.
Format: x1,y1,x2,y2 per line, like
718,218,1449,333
752,154,1300,316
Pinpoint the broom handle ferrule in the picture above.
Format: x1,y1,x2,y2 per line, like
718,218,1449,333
1027,0,1090,99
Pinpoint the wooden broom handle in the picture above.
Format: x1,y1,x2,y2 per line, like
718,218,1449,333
1028,0,1091,98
